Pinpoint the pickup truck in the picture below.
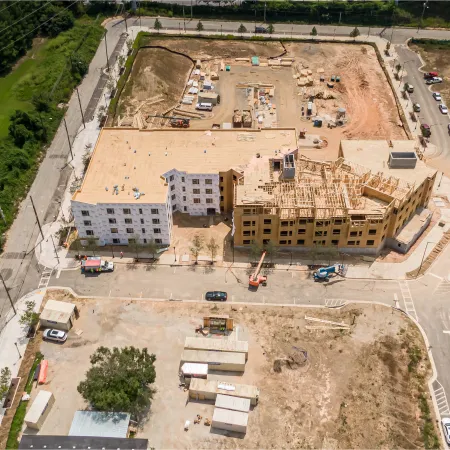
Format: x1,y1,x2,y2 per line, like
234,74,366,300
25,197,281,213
423,71,438,79
81,257,114,273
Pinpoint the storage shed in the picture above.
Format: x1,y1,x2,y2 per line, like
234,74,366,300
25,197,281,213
184,337,249,360
181,350,245,372
24,390,55,430
40,300,76,331
215,394,251,412
181,363,208,386
69,411,130,438
189,378,260,405
212,407,249,434
198,92,219,106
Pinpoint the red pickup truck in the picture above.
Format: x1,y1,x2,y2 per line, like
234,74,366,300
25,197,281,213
424,72,439,79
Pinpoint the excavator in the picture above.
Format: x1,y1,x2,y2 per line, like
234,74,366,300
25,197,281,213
249,251,267,288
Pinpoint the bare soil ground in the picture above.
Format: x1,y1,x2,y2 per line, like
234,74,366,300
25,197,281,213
410,41,450,107
31,291,438,449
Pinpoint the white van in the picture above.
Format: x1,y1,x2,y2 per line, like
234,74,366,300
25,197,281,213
196,102,213,111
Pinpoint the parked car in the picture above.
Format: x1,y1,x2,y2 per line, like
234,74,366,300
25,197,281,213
424,71,439,79
448,123,450,134
43,329,67,343
426,77,443,84
432,92,442,101
205,291,228,301
405,83,414,93
442,418,450,445
413,103,421,112
196,102,213,112
255,26,268,33
439,104,449,114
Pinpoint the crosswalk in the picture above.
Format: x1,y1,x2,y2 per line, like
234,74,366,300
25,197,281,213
433,280,450,296
324,298,347,308
434,381,450,416
398,280,418,322
37,267,53,289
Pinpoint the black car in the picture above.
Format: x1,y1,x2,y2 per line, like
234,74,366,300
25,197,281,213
205,291,228,301
255,26,268,34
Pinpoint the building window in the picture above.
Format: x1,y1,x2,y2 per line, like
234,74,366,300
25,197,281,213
194,198,201,204
107,208,115,214
243,221,251,227
220,196,224,202
182,186,186,192
206,189,213,194
143,239,147,244
280,231,292,236
139,208,143,214
347,241,356,245
128,239,136,244
193,188,200,194
299,219,307,224
155,239,162,244
154,228,161,234
184,206,187,212
182,177,185,182
81,210,90,217
220,186,224,192
192,179,199,184
263,229,271,234
382,234,386,240
173,205,177,210
169,175,174,182
125,218,133,224
171,185,175,191
86,230,94,236
331,240,339,245
220,176,224,182
123,208,131,214
315,231,327,237
243,240,251,244
264,219,272,225
126,228,134,234
152,219,160,224
334,219,343,225
333,229,340,235
151,209,159,214
84,220,91,226
109,218,116,224
142,228,146,234
171,194,176,200
111,228,118,233
140,218,144,224
366,240,375,246
368,229,377,235
298,229,306,234
297,239,305,245
281,221,293,227
313,240,326,245
263,239,270,244
205,179,212,184
350,231,357,237
279,240,287,245
183,196,187,201
206,198,213,204
243,231,251,236
113,238,120,244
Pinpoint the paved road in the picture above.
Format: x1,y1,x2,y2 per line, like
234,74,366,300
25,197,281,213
396,45,450,173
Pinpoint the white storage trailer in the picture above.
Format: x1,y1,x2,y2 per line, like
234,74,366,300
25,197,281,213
215,394,251,412
212,407,249,434
184,337,249,360
24,390,55,430
181,350,245,372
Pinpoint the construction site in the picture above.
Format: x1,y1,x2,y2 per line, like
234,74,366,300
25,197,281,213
36,291,438,449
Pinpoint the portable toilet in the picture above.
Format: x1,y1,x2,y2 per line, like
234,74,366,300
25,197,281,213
225,65,231,72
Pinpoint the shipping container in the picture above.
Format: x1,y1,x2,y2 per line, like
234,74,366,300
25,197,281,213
215,394,250,412
181,350,245,372
184,337,248,360
212,407,248,434
25,390,55,430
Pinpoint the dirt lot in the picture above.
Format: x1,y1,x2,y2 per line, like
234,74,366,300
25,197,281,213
26,291,438,449
410,40,450,107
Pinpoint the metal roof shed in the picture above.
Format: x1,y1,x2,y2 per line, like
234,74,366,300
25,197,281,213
184,337,249,359
69,411,130,438
212,407,249,434
215,394,251,412
40,300,76,331
181,350,246,372
24,390,55,430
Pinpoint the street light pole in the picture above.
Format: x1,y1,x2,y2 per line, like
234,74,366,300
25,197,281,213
14,342,21,359
174,246,177,262
418,1,429,32
417,241,434,278
104,32,110,72
63,118,74,160
0,271,16,316
75,87,85,129
50,235,60,264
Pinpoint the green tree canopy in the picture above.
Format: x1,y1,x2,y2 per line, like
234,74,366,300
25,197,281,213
196,21,204,32
238,23,247,34
154,18,162,31
77,346,156,418
311,26,318,36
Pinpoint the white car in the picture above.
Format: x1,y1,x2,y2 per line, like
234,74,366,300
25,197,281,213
433,92,442,101
426,77,443,84
43,329,67,343
442,418,450,445
439,104,449,114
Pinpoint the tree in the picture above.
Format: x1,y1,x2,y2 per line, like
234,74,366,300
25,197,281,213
143,238,158,260
311,26,318,36
86,237,97,256
395,63,402,73
190,234,204,264
267,23,274,35
0,367,11,400
19,300,40,329
118,55,126,69
154,18,162,32
263,240,278,263
126,39,133,54
206,237,219,264
250,242,263,262
196,21,204,32
97,105,106,124
77,346,156,418
349,27,360,39
238,23,247,35
130,235,142,260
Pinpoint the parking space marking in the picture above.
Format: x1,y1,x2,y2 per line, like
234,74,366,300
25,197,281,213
325,298,348,308
38,267,53,289
434,382,450,416
398,280,418,322
429,273,443,280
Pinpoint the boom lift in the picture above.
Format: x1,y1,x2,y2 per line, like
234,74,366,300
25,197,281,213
313,264,345,282
249,251,267,288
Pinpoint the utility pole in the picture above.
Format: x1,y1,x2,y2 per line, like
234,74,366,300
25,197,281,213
183,6,185,31
63,118,74,160
418,0,429,32
339,11,342,24
75,87,85,129
50,235,60,264
30,196,44,240
264,2,266,22
191,0,193,19
124,15,128,33
104,32,110,72
367,25,371,37
0,272,16,316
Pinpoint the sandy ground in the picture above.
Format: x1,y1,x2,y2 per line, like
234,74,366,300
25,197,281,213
26,291,438,449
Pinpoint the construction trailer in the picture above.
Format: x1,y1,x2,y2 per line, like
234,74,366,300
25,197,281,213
24,390,55,430
180,363,208,386
215,394,251,412
212,408,249,434
181,350,245,372
40,300,76,331
203,315,234,332
189,378,260,405
184,337,249,360
198,92,219,105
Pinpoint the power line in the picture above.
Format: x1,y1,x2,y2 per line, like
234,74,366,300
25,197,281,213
0,0,79,55
0,0,52,38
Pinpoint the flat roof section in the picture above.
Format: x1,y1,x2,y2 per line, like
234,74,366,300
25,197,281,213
189,378,260,400
184,337,249,354
73,128,297,205
24,391,53,424
19,436,149,450
69,411,130,438
215,394,251,412
212,407,249,427
181,349,246,366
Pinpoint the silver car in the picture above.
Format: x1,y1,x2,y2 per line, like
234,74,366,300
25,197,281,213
43,328,67,343
442,418,450,445
439,104,449,115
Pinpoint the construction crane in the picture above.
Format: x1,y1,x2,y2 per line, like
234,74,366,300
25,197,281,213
249,251,267,288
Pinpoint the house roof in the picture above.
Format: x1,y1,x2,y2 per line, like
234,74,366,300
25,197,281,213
40,300,75,324
69,411,130,438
